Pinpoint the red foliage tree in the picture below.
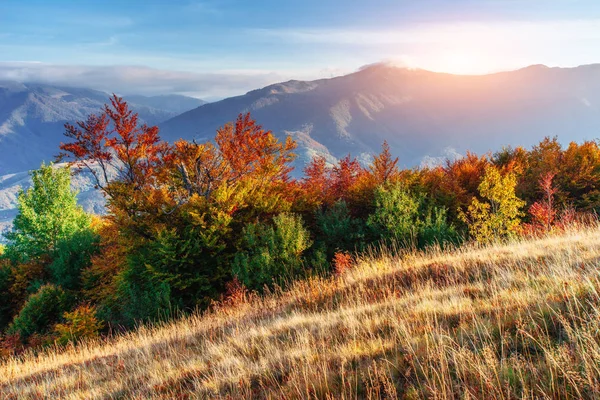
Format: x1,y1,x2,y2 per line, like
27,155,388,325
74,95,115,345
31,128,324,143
216,113,296,185
300,156,330,208
60,95,168,195
369,141,399,185
330,155,363,201
523,172,559,235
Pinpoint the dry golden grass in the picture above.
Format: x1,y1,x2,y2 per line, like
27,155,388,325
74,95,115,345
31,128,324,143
2,228,600,399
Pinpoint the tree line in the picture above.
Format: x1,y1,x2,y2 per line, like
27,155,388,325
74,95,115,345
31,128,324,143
0,95,598,353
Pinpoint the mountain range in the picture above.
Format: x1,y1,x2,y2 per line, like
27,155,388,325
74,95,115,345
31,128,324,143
0,82,206,175
2,64,600,237
160,63,600,169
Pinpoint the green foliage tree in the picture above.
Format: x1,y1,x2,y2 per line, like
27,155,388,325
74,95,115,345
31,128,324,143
367,184,421,246
418,207,460,248
315,200,365,259
461,166,525,243
49,229,99,291
367,184,459,249
140,222,230,310
233,213,312,291
4,164,91,262
8,284,71,339
107,256,172,327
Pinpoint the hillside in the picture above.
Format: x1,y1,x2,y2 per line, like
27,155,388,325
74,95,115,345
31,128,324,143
2,228,600,399
160,64,600,170
0,82,205,175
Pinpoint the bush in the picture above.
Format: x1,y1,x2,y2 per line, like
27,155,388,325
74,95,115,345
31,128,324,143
333,251,353,276
315,200,366,259
49,229,99,291
233,213,312,291
137,225,229,310
418,207,461,248
8,284,71,339
367,184,421,247
0,261,12,330
106,255,173,328
54,304,104,345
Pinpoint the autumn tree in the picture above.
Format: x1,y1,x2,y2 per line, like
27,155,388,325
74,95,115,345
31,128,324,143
61,95,167,192
524,172,558,234
330,155,363,201
557,141,600,211
60,95,169,237
369,141,399,185
216,113,296,185
300,156,330,209
518,137,562,204
461,166,525,243
422,152,490,226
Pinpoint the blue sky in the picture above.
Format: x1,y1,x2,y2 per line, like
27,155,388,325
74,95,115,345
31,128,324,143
1,0,600,99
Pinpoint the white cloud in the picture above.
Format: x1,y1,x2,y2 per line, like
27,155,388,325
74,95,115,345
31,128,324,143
0,62,288,100
420,147,464,169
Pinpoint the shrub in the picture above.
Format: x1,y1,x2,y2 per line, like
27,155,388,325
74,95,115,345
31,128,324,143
333,251,353,276
522,172,560,235
54,304,104,345
0,261,12,330
367,184,421,247
221,278,249,307
107,255,173,328
138,225,230,311
48,229,99,291
233,213,312,291
315,200,365,259
8,284,71,339
418,207,461,248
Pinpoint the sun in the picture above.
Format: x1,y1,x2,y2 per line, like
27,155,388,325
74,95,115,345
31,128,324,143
433,51,488,75
426,48,498,75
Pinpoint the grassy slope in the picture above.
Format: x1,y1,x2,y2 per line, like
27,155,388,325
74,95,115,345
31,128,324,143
2,229,600,399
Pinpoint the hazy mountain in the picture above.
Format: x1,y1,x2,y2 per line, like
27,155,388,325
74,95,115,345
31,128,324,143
0,81,205,175
160,64,600,171
124,94,207,115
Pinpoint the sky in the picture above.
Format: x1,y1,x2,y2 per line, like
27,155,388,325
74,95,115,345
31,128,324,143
1,0,600,99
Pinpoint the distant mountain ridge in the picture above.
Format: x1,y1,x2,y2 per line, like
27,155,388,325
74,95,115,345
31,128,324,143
159,64,600,171
0,81,205,175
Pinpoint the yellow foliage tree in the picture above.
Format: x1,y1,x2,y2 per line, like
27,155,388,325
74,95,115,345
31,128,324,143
54,304,104,345
461,166,525,243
